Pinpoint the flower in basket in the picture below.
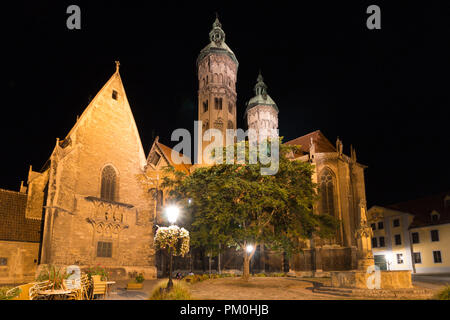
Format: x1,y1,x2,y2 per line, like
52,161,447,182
154,225,190,257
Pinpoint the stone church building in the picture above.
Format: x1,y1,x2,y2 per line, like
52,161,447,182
0,17,369,284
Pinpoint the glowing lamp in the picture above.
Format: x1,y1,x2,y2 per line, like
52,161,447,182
166,205,180,224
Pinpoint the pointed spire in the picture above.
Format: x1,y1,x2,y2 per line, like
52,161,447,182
213,12,221,28
115,60,120,73
254,70,268,97
209,13,225,45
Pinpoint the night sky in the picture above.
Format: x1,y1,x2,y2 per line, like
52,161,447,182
3,1,450,207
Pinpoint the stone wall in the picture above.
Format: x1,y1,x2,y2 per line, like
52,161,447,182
38,70,156,278
0,241,39,285
331,270,413,289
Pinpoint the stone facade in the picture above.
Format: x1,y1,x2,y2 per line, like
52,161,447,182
283,132,370,273
35,64,156,279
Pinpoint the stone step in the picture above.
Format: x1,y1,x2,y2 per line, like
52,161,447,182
313,286,435,298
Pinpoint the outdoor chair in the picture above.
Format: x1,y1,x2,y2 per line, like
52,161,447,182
80,274,92,300
91,275,107,299
29,281,52,300
63,277,82,300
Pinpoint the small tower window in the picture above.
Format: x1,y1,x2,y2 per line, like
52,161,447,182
227,120,234,129
112,90,118,100
203,120,209,131
203,100,209,113
215,98,222,110
228,102,233,113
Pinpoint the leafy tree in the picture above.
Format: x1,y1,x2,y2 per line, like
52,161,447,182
162,138,338,280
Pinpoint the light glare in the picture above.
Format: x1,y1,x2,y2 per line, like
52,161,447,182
166,205,180,224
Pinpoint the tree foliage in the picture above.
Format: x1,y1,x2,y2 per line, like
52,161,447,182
162,138,339,261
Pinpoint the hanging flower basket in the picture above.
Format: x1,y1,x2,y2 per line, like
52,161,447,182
154,225,190,257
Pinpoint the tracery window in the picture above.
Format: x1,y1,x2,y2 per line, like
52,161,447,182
319,169,335,216
101,165,117,201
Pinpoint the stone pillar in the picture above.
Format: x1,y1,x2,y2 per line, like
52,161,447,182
356,206,375,270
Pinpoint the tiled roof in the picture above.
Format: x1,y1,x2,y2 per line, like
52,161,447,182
0,188,42,242
156,142,192,174
387,191,450,228
284,130,336,155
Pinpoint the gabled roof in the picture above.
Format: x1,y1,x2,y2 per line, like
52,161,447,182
386,191,450,228
284,130,336,154
0,188,41,242
147,138,192,174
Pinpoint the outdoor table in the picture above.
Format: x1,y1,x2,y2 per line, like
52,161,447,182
105,281,116,296
38,289,74,300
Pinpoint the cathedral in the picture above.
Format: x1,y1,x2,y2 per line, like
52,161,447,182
0,17,369,284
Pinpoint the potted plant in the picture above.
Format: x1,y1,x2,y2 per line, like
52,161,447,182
126,272,145,290
36,265,70,290
86,265,109,281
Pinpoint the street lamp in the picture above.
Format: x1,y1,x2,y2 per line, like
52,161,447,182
165,205,180,290
246,245,254,275
166,205,180,225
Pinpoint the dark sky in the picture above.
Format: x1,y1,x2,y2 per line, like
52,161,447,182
3,1,450,207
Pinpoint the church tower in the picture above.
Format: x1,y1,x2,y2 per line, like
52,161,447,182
196,15,238,164
245,72,279,143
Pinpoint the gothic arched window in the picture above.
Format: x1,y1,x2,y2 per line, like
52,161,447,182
101,165,117,201
319,169,335,216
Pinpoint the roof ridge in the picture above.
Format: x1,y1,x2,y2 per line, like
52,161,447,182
0,188,26,196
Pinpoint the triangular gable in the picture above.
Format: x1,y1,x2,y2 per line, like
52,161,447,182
60,64,147,169
146,138,191,174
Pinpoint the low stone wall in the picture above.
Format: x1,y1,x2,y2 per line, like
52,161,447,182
331,270,412,289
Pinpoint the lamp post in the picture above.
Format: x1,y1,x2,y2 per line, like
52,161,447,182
165,205,180,290
246,245,254,275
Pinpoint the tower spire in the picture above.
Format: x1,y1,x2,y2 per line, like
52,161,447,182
209,14,225,45
254,70,268,97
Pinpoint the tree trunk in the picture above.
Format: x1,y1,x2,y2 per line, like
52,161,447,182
243,253,250,281
218,243,222,274
208,253,212,276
